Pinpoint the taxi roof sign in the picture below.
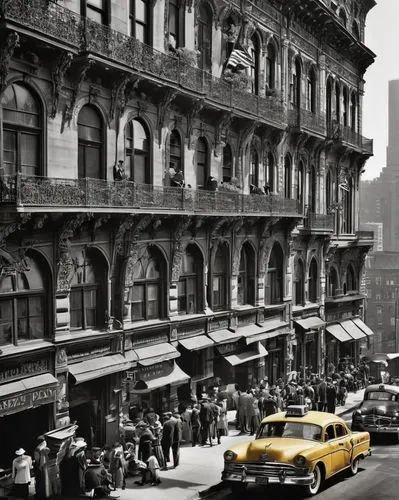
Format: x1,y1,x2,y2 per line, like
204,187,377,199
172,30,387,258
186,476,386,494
285,405,308,417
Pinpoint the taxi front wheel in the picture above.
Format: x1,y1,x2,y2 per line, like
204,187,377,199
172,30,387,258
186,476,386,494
305,464,323,496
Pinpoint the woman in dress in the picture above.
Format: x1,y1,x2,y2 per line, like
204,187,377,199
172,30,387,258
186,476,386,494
151,421,166,470
216,401,229,444
180,405,192,444
12,448,32,498
109,443,125,490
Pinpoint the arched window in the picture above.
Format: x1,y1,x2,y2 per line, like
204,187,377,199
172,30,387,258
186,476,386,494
351,93,357,131
130,247,166,321
328,267,338,297
284,154,292,198
196,137,208,189
125,119,150,183
237,243,255,306
266,242,284,305
0,253,48,346
343,87,349,127
308,258,318,303
198,3,212,71
295,259,305,306
129,0,151,45
309,165,317,213
352,21,360,40
293,58,301,108
168,129,183,186
335,82,340,124
338,8,347,27
346,264,357,292
250,147,259,188
342,176,353,234
168,0,184,49
250,33,260,95
78,105,104,179
70,248,107,330
326,78,333,126
1,83,42,176
222,144,233,182
307,67,316,113
265,152,274,193
296,161,304,208
266,42,276,90
210,243,229,310
178,244,203,314
326,169,333,213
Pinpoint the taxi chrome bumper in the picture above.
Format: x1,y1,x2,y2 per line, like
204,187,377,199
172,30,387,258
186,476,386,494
222,463,314,486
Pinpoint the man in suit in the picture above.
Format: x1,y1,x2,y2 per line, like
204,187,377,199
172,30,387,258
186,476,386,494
317,378,328,412
160,412,175,470
199,397,214,446
172,413,183,468
190,404,201,447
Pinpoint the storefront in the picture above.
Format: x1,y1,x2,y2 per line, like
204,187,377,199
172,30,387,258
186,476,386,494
177,335,215,400
294,316,325,379
125,343,190,415
68,354,131,448
0,357,58,470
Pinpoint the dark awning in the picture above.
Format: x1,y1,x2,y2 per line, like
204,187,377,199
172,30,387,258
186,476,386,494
224,343,268,366
238,319,289,344
352,318,374,337
326,323,353,342
208,329,241,344
179,335,214,351
294,316,325,330
131,362,190,394
69,354,131,384
133,343,181,366
341,320,367,340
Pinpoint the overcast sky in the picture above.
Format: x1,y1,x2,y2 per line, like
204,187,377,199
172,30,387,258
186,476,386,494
362,0,399,180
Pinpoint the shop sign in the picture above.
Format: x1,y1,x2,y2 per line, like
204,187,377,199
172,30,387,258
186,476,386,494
68,345,110,361
138,362,169,381
208,317,229,332
217,343,237,355
0,359,49,384
0,386,57,417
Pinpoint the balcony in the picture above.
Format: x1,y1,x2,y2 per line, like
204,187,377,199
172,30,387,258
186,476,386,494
288,109,326,137
304,213,335,232
327,122,373,155
0,175,303,218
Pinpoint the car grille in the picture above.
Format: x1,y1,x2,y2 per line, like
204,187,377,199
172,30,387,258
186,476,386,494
227,462,303,477
363,415,394,426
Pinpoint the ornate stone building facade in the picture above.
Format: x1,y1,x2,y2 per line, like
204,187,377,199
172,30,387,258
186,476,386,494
0,0,375,466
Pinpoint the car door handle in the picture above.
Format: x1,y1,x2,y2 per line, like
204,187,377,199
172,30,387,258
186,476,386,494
338,442,345,446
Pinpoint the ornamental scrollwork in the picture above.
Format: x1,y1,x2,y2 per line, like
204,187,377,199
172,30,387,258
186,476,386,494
157,89,178,145
171,217,192,282
0,31,19,94
50,51,73,119
186,99,205,149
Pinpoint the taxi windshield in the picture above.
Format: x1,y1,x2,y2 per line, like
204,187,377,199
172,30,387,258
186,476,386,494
365,391,398,401
256,421,322,442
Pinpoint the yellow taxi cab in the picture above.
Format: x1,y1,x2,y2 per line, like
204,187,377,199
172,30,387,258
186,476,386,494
222,405,371,497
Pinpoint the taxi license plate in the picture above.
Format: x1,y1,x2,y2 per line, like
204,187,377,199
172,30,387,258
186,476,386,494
256,477,269,485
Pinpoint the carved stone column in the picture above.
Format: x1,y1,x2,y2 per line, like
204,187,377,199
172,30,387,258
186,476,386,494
170,218,191,317
55,348,70,428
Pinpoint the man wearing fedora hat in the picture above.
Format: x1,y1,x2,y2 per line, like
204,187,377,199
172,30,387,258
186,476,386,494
12,448,32,498
160,412,175,470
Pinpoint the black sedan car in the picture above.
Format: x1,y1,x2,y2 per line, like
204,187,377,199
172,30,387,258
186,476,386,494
352,384,399,439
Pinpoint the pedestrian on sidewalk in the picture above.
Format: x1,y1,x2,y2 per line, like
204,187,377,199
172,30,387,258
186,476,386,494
326,378,337,414
181,405,192,444
33,435,50,499
216,400,228,444
138,422,155,463
199,396,214,446
232,384,241,430
12,448,32,498
191,404,201,447
147,454,161,486
317,378,328,412
109,443,125,490
248,393,261,435
152,420,166,470
238,390,249,433
172,412,183,468
160,412,176,469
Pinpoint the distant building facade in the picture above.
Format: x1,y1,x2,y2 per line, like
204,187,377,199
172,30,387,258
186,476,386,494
360,222,383,251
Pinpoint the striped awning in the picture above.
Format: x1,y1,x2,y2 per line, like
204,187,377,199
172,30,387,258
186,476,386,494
326,323,353,342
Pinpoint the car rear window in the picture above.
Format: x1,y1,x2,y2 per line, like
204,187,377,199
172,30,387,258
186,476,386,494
365,391,398,401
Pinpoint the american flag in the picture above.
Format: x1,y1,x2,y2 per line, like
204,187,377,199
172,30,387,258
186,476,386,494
225,41,253,70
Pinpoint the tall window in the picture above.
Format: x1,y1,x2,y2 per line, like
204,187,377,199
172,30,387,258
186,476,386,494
266,243,284,305
338,8,347,27
198,3,212,71
293,59,301,108
265,152,274,193
326,169,333,213
1,83,41,176
222,144,233,182
211,243,229,310
250,34,260,95
130,0,151,45
70,249,106,330
196,137,208,188
352,21,360,40
346,264,356,292
295,259,305,306
328,267,338,297
326,78,333,125
342,177,353,234
169,129,183,181
351,93,357,131
309,166,317,213
284,154,292,198
296,161,304,208
307,67,316,113
237,243,255,306
83,0,109,24
0,255,47,346
130,247,165,321
250,148,259,187
308,259,318,303
266,43,276,90
178,245,202,314
343,87,349,127
335,82,340,123
125,119,150,183
78,105,104,179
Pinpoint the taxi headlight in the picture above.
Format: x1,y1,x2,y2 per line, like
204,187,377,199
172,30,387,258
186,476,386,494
224,450,237,462
294,455,307,467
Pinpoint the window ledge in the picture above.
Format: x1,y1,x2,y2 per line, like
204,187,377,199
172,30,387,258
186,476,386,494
231,304,257,312
292,302,320,313
54,329,112,343
124,318,169,331
0,339,54,358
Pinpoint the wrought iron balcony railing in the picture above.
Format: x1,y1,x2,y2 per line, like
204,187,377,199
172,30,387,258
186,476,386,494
305,213,335,232
326,122,373,154
288,109,326,136
0,175,303,217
